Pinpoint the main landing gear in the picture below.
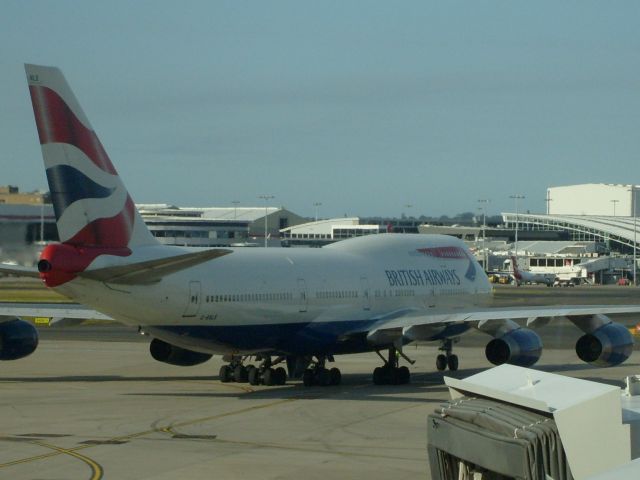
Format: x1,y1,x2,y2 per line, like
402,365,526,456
435,338,459,371
219,355,287,386
372,346,412,385
302,355,342,387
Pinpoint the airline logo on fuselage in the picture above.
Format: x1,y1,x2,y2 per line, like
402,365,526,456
385,269,460,287
411,246,476,281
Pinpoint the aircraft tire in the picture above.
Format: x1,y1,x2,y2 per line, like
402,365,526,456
373,367,384,385
263,367,275,386
447,355,459,371
219,365,232,383
398,366,410,384
316,368,331,386
436,354,447,371
303,369,314,386
329,367,341,386
234,365,248,383
275,367,287,385
248,366,260,385
374,366,398,385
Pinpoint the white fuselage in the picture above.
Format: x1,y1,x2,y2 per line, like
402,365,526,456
513,269,556,286
54,234,492,355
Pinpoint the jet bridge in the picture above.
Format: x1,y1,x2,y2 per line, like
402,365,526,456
427,364,640,480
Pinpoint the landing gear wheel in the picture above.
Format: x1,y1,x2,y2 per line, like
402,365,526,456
373,366,384,385
262,367,275,386
447,354,459,371
329,367,342,386
303,369,314,386
248,366,260,385
398,366,410,384
436,354,447,371
219,365,232,383
274,367,287,385
316,368,330,386
234,365,248,383
374,366,397,385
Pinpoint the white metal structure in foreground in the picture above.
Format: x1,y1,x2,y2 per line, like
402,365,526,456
430,365,640,479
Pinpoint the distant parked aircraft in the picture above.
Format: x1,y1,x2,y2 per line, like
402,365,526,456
510,256,556,287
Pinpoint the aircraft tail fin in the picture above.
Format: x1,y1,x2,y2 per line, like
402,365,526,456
510,256,522,280
25,64,156,250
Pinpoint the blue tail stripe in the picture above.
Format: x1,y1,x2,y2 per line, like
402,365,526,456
46,165,115,219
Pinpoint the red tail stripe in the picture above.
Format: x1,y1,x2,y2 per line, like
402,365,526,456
29,85,117,175
65,195,135,248
39,243,131,288
417,246,467,259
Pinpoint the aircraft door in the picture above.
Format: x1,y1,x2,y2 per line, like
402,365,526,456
297,278,308,313
360,276,371,311
183,281,202,317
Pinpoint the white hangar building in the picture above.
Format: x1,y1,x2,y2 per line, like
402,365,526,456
547,184,640,216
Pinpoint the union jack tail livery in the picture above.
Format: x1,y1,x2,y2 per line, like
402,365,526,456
25,64,156,250
511,256,523,280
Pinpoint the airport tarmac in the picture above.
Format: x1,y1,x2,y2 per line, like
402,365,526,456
1,285,640,479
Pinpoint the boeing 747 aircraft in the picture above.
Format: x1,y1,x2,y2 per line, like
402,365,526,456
0,65,638,387
510,256,556,287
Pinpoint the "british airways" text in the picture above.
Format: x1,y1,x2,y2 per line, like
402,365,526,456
384,269,461,287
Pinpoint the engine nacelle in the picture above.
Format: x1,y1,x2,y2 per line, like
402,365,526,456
0,318,39,360
149,338,212,366
575,322,633,367
485,328,542,367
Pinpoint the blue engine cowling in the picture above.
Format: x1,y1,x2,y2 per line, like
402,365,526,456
0,318,39,360
485,328,543,367
149,338,212,366
575,322,633,367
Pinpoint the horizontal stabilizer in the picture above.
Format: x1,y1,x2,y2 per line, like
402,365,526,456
80,248,232,285
0,302,113,322
0,264,40,279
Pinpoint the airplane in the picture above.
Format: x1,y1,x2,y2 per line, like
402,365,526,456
0,64,639,387
510,256,556,287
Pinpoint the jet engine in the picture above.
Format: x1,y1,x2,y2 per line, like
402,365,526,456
485,328,543,367
575,322,633,367
149,338,212,366
0,318,39,360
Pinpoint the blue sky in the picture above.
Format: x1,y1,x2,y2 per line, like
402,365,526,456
1,1,639,218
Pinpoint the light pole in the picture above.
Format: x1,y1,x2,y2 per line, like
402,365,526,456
231,200,240,220
629,187,637,287
509,194,525,259
313,202,322,222
611,199,619,217
635,193,637,287
478,199,490,271
258,194,274,248
39,200,45,243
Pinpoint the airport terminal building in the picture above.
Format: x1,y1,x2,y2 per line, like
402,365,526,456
280,218,382,247
0,195,307,262
1,182,639,284
502,184,640,255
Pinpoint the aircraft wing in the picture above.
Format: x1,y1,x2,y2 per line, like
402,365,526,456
355,304,640,342
0,302,113,323
0,264,40,278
